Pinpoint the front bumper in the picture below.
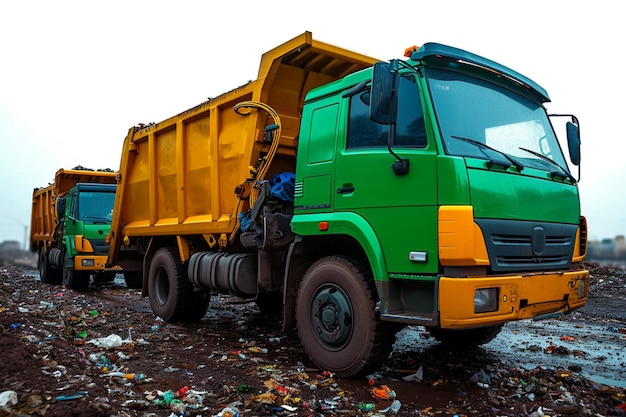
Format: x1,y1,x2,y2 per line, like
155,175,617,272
438,269,588,328
73,255,120,272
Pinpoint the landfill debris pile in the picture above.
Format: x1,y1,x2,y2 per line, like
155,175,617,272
0,261,625,416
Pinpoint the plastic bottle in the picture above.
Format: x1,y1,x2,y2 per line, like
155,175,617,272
389,400,401,414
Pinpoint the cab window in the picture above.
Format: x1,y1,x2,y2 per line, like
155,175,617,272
347,75,426,149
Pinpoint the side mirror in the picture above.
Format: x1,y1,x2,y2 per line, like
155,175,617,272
566,121,580,166
56,198,66,219
370,61,398,124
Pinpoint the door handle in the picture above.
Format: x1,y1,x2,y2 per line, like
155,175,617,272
336,186,355,194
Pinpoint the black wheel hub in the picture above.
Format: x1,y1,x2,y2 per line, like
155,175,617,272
310,285,353,350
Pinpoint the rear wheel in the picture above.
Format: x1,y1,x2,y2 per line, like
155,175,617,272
295,256,394,377
123,271,143,289
426,324,504,347
38,249,61,284
148,247,208,322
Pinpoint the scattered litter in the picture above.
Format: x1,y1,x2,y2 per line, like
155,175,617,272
87,334,125,348
380,399,402,414
214,406,240,417
402,365,424,382
372,385,396,400
471,368,491,388
104,372,146,381
55,391,88,401
358,402,375,412
0,391,18,407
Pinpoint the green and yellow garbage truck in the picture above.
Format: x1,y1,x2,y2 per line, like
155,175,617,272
106,32,588,377
30,167,124,289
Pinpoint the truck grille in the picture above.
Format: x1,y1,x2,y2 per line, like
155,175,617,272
476,219,577,272
89,239,108,255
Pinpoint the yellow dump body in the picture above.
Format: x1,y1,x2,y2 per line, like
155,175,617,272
30,168,117,251
108,32,378,264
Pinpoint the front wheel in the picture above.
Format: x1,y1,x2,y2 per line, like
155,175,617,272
295,256,394,377
63,263,90,290
148,247,208,322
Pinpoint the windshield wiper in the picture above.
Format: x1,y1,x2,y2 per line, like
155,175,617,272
82,216,111,224
451,136,524,172
518,147,575,183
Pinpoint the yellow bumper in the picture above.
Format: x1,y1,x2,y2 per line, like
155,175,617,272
73,255,119,272
438,270,588,328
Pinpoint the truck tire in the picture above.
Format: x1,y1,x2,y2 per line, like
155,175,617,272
38,249,61,285
426,324,504,347
62,265,90,290
95,271,117,284
148,247,207,323
295,256,394,377
255,291,283,315
123,271,143,289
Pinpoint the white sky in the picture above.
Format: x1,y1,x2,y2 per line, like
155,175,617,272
0,0,623,248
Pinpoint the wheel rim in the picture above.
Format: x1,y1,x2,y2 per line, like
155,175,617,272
154,266,170,306
309,284,353,351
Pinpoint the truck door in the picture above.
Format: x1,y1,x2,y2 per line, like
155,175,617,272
334,75,438,275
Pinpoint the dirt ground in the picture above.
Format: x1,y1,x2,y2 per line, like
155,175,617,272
0,259,625,417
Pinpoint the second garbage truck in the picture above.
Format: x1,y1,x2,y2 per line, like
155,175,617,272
31,167,123,289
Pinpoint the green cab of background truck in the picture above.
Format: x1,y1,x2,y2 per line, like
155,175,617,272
107,33,588,378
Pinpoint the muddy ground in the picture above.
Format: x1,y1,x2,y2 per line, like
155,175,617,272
0,260,624,417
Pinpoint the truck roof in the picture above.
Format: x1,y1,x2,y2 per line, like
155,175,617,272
74,182,117,193
51,168,117,196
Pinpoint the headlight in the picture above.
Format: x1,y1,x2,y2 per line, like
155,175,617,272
578,280,586,298
474,288,499,313
82,259,95,267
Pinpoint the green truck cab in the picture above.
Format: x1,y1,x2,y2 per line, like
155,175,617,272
290,42,586,374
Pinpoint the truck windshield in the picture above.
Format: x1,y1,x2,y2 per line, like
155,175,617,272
78,191,115,223
426,68,570,173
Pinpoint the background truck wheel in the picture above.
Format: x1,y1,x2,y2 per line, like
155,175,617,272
295,256,394,378
426,324,504,347
148,247,207,322
123,271,143,289
95,271,117,284
38,249,61,284
62,265,89,290
255,291,283,315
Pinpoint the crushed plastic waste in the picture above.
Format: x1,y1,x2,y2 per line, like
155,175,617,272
470,368,492,388
380,399,402,414
214,406,240,417
358,402,376,412
87,334,126,348
55,390,88,401
372,384,396,400
0,391,18,407
104,372,146,381
401,365,423,382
